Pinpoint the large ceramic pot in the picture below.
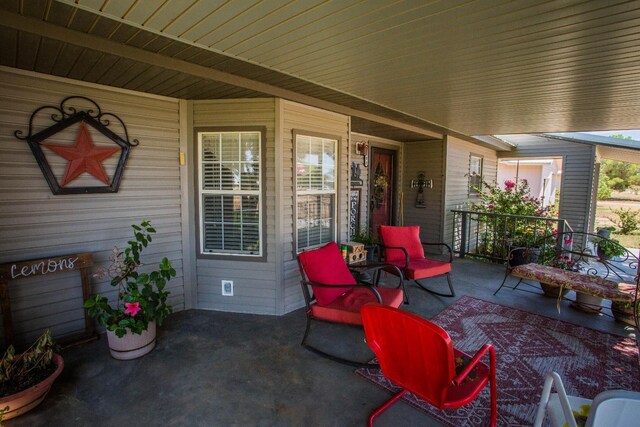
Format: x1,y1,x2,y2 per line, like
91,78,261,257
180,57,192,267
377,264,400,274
571,292,603,313
0,353,64,420
539,282,569,299
509,246,541,266
106,321,156,360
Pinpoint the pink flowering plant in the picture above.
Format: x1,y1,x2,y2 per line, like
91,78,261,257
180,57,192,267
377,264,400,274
84,220,176,338
469,178,556,257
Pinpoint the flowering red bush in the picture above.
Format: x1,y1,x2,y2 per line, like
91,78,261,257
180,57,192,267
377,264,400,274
470,178,551,217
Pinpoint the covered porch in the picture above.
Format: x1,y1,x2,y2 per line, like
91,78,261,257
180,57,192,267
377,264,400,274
11,258,635,426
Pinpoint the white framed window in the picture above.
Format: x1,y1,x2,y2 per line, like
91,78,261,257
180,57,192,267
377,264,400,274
469,154,483,196
295,132,338,252
198,129,263,256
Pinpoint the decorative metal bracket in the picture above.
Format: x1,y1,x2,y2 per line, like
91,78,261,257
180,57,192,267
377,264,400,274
14,96,139,195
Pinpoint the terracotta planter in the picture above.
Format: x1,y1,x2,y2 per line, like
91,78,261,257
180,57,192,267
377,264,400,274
571,292,603,313
611,301,638,326
106,321,156,360
539,282,569,298
0,353,64,421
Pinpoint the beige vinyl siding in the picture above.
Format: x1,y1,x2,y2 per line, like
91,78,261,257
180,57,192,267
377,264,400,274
281,100,350,314
444,135,498,248
0,67,184,347
402,140,445,247
497,134,597,234
192,99,278,314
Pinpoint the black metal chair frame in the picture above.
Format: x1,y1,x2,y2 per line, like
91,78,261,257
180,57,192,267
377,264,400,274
298,256,404,367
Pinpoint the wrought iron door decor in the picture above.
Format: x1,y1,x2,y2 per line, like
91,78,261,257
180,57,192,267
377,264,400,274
14,96,138,195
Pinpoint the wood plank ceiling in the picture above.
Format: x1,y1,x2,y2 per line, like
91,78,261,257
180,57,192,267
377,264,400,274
1,0,639,139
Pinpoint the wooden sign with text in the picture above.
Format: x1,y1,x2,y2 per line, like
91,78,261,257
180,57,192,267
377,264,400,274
0,253,95,347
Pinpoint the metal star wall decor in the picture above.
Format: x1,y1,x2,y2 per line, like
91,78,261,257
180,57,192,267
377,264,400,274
14,96,139,195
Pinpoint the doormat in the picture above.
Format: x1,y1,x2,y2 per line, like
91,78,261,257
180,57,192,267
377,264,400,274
355,296,640,426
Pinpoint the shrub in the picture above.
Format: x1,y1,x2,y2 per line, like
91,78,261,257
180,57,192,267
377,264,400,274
610,208,639,234
597,175,612,200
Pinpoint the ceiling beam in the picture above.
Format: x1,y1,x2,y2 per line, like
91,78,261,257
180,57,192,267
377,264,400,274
0,11,450,140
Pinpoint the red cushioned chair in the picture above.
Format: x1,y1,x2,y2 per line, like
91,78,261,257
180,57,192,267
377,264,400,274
361,304,497,427
378,225,455,298
297,242,404,366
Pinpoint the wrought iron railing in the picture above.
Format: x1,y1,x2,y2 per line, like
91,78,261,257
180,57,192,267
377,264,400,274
451,209,573,262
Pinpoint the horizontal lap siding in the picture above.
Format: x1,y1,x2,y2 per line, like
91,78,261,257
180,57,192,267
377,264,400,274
402,140,445,247
0,68,183,347
192,99,278,314
444,136,498,248
497,135,596,234
281,100,350,314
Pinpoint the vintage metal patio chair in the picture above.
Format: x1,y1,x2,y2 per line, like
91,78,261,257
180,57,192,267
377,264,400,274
534,371,640,427
361,304,497,426
378,225,455,299
297,241,404,366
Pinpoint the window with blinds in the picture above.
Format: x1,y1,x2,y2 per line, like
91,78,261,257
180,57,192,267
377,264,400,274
198,131,262,256
469,154,483,196
295,134,337,252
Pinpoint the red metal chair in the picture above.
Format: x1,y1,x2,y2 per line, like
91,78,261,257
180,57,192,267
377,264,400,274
361,304,497,427
297,242,404,366
378,225,455,298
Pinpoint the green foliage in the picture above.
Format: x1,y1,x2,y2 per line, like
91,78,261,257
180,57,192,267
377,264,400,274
594,236,626,258
599,159,640,195
597,175,612,200
0,330,54,384
352,228,378,245
84,221,176,338
610,208,639,234
470,178,551,217
469,178,555,257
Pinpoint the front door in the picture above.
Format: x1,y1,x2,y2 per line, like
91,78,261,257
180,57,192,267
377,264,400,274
369,147,395,237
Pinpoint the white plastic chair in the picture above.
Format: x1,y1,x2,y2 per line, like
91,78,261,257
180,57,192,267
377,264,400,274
533,372,640,427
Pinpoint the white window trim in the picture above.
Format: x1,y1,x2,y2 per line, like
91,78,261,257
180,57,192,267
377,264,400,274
294,131,339,253
197,130,263,257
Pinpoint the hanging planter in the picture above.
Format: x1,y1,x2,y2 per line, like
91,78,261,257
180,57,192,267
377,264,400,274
106,321,156,360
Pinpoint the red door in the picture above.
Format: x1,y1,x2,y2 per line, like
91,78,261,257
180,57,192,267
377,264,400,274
370,148,395,237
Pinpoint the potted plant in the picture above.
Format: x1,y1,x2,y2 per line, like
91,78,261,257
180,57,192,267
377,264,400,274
538,254,579,298
593,236,625,261
0,330,63,421
84,220,176,360
352,228,379,261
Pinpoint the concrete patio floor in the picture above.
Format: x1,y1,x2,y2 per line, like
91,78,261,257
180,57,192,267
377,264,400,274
9,258,636,427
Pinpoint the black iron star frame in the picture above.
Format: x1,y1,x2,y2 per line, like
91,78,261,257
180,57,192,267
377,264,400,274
14,96,139,195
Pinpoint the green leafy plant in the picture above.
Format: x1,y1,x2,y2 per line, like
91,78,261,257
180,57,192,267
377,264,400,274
352,228,379,246
593,236,626,259
610,208,639,234
84,220,176,338
0,330,56,398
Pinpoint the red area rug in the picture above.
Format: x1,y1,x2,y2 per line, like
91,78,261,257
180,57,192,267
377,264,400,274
356,296,640,426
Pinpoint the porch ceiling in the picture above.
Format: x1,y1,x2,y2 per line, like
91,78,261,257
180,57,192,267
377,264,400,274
1,0,640,140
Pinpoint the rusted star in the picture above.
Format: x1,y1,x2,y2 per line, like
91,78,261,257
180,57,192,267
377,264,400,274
41,122,120,186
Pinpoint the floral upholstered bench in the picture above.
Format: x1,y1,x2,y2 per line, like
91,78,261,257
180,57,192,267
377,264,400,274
506,263,635,304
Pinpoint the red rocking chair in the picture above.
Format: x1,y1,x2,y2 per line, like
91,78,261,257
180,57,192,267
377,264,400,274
361,304,497,426
297,242,404,366
378,225,455,298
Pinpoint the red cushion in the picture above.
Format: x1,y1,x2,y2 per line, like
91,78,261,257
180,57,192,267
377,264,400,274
311,287,404,326
405,259,451,280
379,225,425,263
298,242,356,306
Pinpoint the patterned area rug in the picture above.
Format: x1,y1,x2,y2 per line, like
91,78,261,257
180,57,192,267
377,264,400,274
356,296,640,426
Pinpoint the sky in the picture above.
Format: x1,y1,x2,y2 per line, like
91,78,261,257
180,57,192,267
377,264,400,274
586,130,640,141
